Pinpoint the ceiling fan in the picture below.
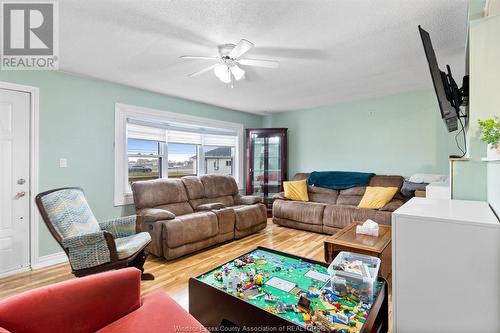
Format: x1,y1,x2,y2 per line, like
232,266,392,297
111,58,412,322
180,39,279,87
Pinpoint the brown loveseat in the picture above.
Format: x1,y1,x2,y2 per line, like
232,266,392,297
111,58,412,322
131,175,267,260
272,173,405,234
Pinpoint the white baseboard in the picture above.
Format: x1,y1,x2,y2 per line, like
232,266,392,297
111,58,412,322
31,251,68,270
0,266,31,279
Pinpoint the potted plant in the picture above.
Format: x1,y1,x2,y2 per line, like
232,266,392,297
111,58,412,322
478,117,500,160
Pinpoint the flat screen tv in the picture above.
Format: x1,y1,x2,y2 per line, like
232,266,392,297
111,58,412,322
418,25,468,133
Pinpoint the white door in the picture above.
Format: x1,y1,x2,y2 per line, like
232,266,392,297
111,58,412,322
0,88,30,275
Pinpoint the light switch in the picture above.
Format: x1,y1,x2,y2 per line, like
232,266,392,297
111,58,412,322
59,158,67,168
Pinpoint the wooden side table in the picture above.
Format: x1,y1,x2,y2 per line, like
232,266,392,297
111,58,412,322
324,222,392,280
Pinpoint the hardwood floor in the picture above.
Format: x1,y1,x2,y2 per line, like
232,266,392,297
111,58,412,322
0,220,329,306
0,219,392,331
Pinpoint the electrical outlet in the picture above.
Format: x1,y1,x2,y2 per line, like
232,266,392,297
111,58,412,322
59,158,67,168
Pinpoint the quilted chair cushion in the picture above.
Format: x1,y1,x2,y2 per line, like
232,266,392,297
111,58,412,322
115,232,152,259
40,188,100,239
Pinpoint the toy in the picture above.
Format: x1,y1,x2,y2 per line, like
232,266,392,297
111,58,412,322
275,301,286,314
264,292,278,303
297,295,311,313
253,274,264,285
197,248,381,333
311,310,335,332
234,259,245,268
214,271,223,282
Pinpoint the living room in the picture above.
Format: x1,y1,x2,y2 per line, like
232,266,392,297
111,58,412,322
0,1,499,332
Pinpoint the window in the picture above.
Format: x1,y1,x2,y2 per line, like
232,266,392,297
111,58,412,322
127,139,161,184
114,103,244,205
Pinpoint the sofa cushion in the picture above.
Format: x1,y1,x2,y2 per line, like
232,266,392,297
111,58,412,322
189,195,235,209
308,185,338,204
234,194,263,205
155,202,194,216
232,204,267,231
273,200,326,225
358,186,398,209
323,204,392,229
96,291,205,333
164,212,218,248
283,179,309,201
380,199,405,212
196,203,226,211
368,175,405,200
200,175,238,198
132,179,189,209
181,176,205,199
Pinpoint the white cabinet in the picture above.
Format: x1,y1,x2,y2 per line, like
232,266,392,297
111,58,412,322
392,198,500,333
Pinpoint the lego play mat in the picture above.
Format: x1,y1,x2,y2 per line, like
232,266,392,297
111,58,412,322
196,248,381,333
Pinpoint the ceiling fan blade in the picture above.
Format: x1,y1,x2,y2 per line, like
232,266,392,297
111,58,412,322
230,64,245,81
239,58,279,69
188,64,218,77
180,56,219,60
229,39,254,59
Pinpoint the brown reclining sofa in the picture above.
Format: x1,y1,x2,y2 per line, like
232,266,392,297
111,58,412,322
131,175,267,260
273,173,405,234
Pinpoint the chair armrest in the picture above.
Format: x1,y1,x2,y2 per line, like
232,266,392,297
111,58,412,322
138,208,176,222
61,231,117,270
196,202,226,211
99,215,137,238
272,192,288,200
234,195,263,205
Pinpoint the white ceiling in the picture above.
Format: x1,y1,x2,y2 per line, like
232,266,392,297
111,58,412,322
60,0,469,114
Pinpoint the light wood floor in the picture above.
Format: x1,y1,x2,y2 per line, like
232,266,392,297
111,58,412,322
0,219,392,330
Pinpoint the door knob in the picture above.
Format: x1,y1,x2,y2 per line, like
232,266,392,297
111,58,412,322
17,191,26,197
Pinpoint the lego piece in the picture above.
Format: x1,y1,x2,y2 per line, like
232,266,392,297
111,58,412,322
297,295,311,313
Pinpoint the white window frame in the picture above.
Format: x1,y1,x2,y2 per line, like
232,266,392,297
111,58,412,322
114,103,244,206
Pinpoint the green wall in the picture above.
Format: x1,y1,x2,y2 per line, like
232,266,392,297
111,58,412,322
452,13,500,202
265,89,456,177
0,71,263,257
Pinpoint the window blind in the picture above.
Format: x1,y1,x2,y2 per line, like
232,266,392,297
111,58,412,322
127,118,237,146
127,123,166,142
204,133,237,146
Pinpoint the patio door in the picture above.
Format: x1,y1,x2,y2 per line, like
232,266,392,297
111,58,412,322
0,88,30,275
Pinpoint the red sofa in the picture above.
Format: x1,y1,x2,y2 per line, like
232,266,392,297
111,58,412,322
0,268,205,333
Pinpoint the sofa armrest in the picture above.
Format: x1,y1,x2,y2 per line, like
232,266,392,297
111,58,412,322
272,192,289,200
235,195,263,205
99,215,137,238
196,202,226,211
139,208,176,222
0,268,142,333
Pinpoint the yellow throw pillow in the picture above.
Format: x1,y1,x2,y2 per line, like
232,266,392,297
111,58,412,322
358,186,398,209
283,179,309,202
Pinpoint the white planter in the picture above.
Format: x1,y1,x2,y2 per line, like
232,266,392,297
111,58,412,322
486,144,500,161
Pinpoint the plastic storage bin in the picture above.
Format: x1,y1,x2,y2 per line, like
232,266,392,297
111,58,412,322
327,251,380,303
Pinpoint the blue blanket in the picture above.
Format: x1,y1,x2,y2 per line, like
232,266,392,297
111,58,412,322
307,171,375,190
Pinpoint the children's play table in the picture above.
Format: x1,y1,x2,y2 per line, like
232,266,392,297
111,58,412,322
189,247,388,332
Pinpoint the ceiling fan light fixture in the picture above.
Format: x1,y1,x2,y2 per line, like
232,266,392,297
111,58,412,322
213,64,231,83
230,65,245,81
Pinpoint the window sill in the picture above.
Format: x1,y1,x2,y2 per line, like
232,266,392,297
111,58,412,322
114,193,134,207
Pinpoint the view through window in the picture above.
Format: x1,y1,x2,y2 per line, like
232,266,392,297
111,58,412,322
127,139,161,184
126,123,238,186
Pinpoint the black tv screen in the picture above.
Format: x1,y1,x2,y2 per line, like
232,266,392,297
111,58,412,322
418,26,458,132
